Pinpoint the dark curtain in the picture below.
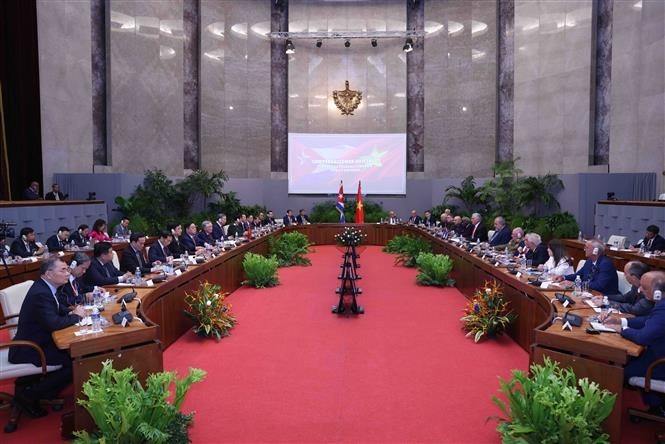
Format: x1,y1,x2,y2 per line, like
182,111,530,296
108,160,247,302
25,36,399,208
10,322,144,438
0,0,42,200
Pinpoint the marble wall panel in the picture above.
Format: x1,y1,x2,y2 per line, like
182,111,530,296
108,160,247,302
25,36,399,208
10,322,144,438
109,0,184,176
37,0,94,186
288,0,406,139
514,0,594,176
424,0,497,179
609,0,665,179
200,0,271,178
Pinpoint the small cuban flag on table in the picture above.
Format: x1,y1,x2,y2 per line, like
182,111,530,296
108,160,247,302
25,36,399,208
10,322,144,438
336,181,345,223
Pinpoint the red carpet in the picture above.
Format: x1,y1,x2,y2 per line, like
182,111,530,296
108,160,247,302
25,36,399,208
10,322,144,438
0,245,662,442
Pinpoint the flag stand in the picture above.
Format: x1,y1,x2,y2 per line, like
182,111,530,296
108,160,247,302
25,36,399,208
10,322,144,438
332,245,364,315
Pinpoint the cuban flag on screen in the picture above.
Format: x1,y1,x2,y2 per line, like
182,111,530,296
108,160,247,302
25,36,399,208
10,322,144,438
336,181,345,223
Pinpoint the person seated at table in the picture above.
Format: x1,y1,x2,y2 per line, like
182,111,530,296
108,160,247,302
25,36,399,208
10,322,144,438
604,272,665,415
465,213,488,242
283,209,296,226
112,217,130,238
89,219,111,243
594,261,653,316
182,222,204,253
489,216,512,247
44,183,66,201
539,239,573,276
148,231,173,266
407,210,422,225
8,257,85,418
450,216,464,234
553,239,619,295
264,210,276,226
502,227,525,256
437,213,450,229
422,210,436,228
45,226,70,252
227,217,247,238
59,252,94,307
296,209,311,225
84,241,132,286
634,225,665,253
248,215,259,229
212,213,227,240
257,212,267,227
23,181,41,200
120,232,154,274
10,227,45,258
69,224,90,248
168,223,187,257
522,233,549,267
197,221,216,246
387,211,399,224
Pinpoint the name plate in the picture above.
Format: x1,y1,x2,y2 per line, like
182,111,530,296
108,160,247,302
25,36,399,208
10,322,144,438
145,279,155,287
516,272,522,279
175,269,182,276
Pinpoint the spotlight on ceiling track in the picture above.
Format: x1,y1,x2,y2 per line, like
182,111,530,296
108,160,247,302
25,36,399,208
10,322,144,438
344,39,351,48
316,39,322,48
285,39,295,54
371,39,377,47
403,38,413,53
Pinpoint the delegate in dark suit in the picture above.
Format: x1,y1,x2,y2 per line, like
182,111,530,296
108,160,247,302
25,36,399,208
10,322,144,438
525,243,549,267
564,255,619,295
212,222,226,241
69,231,87,248
46,234,68,252
609,286,654,316
84,258,124,286
45,191,65,201
296,214,311,225
10,238,40,257
623,299,665,391
169,236,186,256
641,234,665,253
283,215,296,226
181,233,201,253
148,241,171,265
408,215,422,225
120,246,151,274
59,276,93,307
489,226,512,247
466,223,488,242
197,231,215,246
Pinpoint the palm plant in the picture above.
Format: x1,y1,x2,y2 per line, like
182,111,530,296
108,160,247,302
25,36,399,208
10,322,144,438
444,176,485,214
516,174,564,216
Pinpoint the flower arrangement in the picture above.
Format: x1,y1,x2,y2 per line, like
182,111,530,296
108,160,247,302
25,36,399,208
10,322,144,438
460,280,514,342
183,281,236,341
334,226,367,246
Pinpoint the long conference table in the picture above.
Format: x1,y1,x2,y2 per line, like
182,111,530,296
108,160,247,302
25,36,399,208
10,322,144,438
0,224,645,441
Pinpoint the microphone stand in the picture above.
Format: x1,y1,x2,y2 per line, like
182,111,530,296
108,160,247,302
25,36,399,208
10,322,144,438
0,238,16,285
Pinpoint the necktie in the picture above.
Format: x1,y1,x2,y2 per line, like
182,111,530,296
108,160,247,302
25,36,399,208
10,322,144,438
648,238,654,249
135,249,142,267
72,279,78,296
104,264,110,278
472,224,477,238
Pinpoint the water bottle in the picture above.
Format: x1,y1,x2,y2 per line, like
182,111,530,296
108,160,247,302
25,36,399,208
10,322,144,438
504,246,509,257
574,275,582,296
91,306,102,332
43,245,49,258
600,296,610,320
578,231,583,241
135,267,142,285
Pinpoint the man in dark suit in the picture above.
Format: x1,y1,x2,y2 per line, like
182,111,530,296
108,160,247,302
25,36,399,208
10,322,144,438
466,213,488,242
296,209,311,225
44,183,66,201
636,225,665,253
148,231,173,265
489,216,512,247
556,239,619,295
182,222,203,253
605,272,665,413
212,214,227,241
120,233,153,274
601,261,654,316
23,181,41,200
523,233,549,266
69,224,89,248
59,252,94,307
84,242,132,287
10,227,45,258
197,221,216,246
422,211,436,227
283,210,296,226
112,217,130,238
407,210,422,225
46,226,70,252
264,210,276,226
168,223,187,257
9,257,85,416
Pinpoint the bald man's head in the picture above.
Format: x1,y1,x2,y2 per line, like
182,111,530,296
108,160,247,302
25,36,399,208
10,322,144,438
640,271,665,301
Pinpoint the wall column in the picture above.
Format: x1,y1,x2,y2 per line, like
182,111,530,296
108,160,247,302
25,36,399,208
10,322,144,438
406,0,424,172
271,0,288,172
592,0,613,165
497,0,514,164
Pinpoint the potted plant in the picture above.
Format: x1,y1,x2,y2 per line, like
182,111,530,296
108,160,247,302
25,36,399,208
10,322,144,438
383,234,432,267
242,253,279,288
460,281,514,342
269,232,313,266
493,357,616,443
74,360,205,444
183,281,236,341
415,252,455,287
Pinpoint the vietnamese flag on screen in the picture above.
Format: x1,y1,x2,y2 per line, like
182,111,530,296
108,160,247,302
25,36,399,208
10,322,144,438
355,181,364,224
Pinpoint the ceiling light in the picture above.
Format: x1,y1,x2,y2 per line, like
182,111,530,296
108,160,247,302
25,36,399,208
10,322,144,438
285,39,295,54
316,39,322,48
371,39,377,47
344,39,351,48
403,38,413,53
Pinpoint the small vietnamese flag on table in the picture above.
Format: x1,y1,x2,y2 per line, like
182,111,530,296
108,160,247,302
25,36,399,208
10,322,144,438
355,181,364,224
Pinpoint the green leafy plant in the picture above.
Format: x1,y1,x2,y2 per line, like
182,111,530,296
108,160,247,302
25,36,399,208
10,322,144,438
309,199,387,223
269,232,313,266
242,253,279,288
73,360,205,444
176,169,228,214
183,281,236,340
492,356,616,443
444,176,486,214
383,234,432,267
460,281,514,342
415,252,455,287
